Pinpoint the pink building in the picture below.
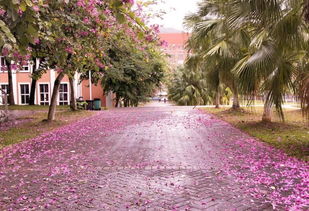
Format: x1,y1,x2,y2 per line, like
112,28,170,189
0,56,113,107
0,33,187,106
159,32,190,67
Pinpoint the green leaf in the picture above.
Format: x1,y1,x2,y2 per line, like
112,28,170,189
12,0,20,5
20,2,27,12
25,0,33,7
27,25,37,36
116,13,126,24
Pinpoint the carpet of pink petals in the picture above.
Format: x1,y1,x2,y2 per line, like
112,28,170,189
0,107,308,210
197,111,308,210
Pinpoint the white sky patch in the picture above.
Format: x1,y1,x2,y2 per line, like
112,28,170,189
140,0,200,31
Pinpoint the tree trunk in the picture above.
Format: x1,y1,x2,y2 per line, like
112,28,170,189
4,92,8,117
0,89,9,122
262,101,272,122
215,89,220,108
115,95,120,108
7,62,15,105
232,89,240,109
69,77,77,111
304,0,309,23
29,79,37,105
47,72,65,121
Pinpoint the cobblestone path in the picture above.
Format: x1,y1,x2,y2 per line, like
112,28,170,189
0,105,307,210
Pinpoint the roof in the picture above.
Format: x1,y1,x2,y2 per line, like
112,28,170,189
159,27,183,33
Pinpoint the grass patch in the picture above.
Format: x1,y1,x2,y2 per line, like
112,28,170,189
0,105,70,111
0,109,97,149
202,107,309,161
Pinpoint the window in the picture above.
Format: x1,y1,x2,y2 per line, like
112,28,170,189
0,84,9,105
0,57,6,71
0,84,9,94
59,83,69,105
20,84,30,105
20,61,30,72
39,84,49,105
22,65,30,72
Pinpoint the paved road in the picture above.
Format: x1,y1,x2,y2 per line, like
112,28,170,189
0,104,307,210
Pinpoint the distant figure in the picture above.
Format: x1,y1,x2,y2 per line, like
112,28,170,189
164,98,167,103
159,98,161,102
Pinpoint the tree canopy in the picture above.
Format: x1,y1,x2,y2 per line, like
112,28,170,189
0,0,168,120
180,0,309,122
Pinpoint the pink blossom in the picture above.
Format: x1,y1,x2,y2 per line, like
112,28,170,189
160,40,168,47
11,64,18,70
32,5,40,12
1,47,9,57
0,9,5,16
34,38,40,45
123,0,134,4
145,34,153,42
65,47,74,54
83,17,90,24
18,9,23,16
150,24,160,34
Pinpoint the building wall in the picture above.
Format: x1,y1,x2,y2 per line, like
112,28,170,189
159,32,190,67
0,57,110,107
81,80,107,107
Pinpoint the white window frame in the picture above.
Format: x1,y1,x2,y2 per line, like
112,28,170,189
0,56,7,72
18,83,31,105
38,83,50,106
0,57,32,73
0,83,9,105
58,82,70,105
19,61,31,73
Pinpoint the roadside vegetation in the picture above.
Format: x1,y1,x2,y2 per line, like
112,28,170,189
168,0,309,123
203,107,309,161
0,105,70,111
0,108,95,149
167,0,309,161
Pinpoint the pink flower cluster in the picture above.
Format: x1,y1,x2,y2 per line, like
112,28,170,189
123,0,134,5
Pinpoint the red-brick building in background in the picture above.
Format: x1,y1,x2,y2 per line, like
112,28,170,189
0,59,113,107
159,30,190,68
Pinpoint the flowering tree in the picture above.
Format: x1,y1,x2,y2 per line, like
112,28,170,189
77,1,168,107
0,0,41,105
0,0,167,121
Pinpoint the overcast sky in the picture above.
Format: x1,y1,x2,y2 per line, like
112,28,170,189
144,0,201,31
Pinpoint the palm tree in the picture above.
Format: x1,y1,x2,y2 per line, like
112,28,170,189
184,0,250,109
185,0,309,122
168,66,210,106
228,0,308,121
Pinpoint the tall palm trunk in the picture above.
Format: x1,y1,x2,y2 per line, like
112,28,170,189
47,72,65,121
115,95,120,108
215,88,220,108
124,99,129,107
304,0,309,23
232,88,240,109
262,100,272,122
69,77,77,111
4,91,8,118
6,60,15,105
